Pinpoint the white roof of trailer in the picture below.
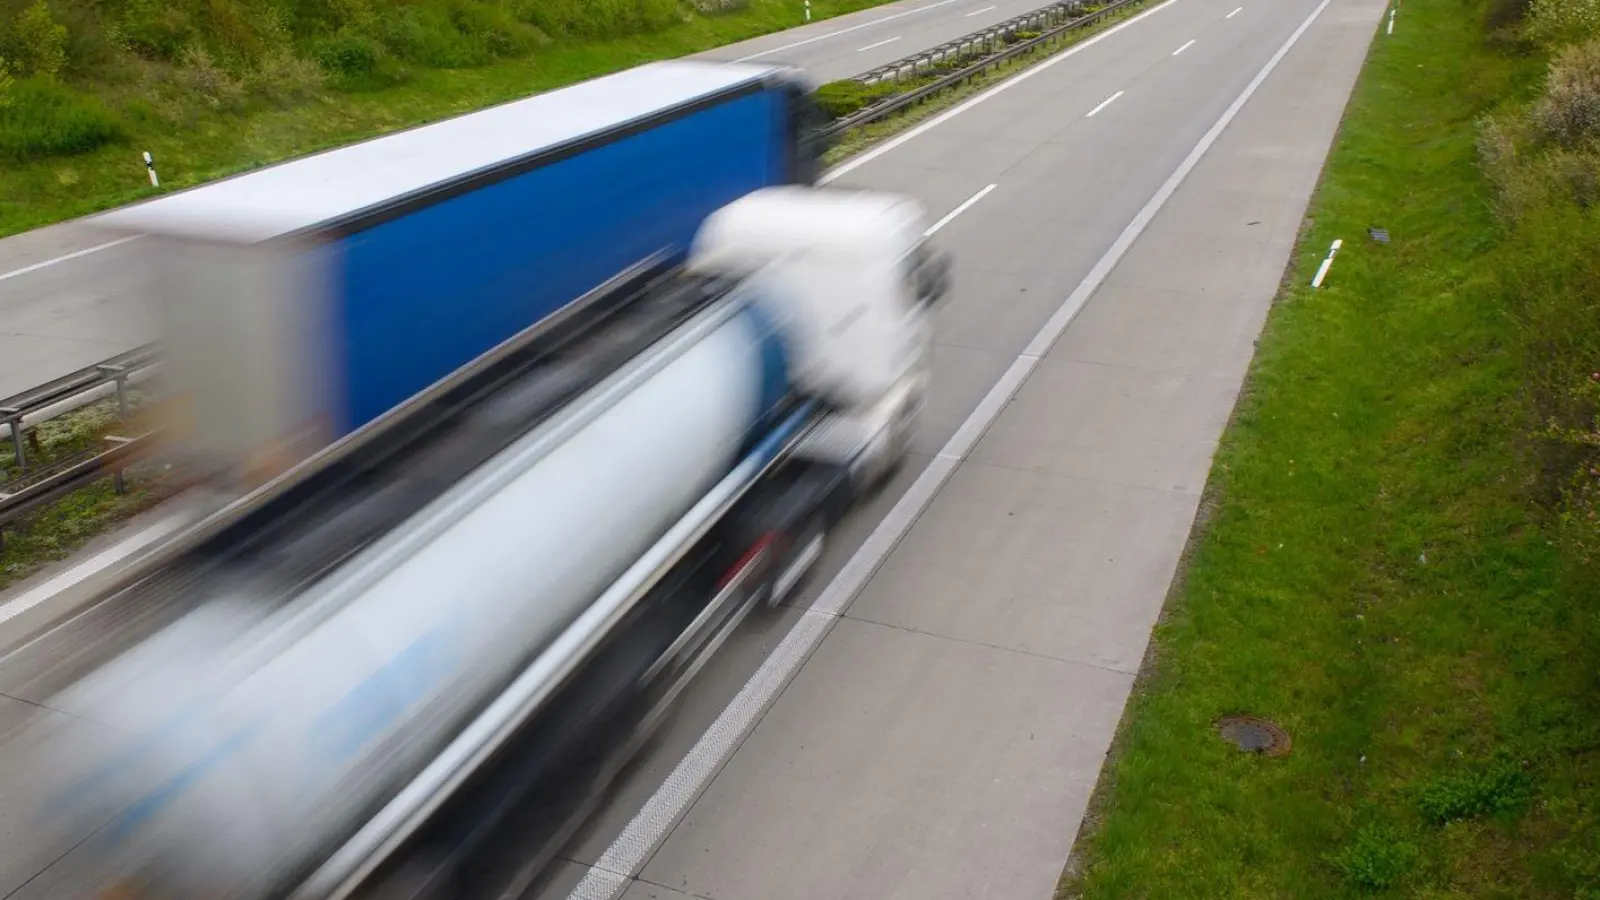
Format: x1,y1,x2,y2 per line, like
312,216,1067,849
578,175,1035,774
93,60,784,245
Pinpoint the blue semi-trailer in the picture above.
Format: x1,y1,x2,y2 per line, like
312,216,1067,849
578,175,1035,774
93,59,829,489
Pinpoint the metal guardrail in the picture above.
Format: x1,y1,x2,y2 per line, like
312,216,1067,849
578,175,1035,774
0,342,160,469
855,0,1092,87
820,0,1147,140
0,344,164,536
0,431,165,538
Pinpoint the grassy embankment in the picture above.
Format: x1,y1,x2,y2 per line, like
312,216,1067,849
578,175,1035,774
1058,0,1600,896
0,0,903,237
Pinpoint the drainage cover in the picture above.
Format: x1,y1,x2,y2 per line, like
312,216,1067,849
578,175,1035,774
1216,716,1292,757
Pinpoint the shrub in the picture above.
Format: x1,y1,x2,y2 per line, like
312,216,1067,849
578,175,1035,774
376,5,489,68
445,1,537,59
2,1,68,80
813,78,899,119
253,48,325,102
176,44,248,110
1533,39,1600,147
1528,0,1600,45
691,0,750,12
315,31,383,76
0,77,124,159
0,56,13,108
119,0,197,62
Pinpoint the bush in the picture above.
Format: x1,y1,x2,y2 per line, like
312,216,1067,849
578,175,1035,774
376,5,489,68
2,1,68,79
315,31,383,76
691,0,750,12
1533,39,1600,147
176,44,248,110
1493,199,1600,558
1528,0,1600,45
253,48,325,102
0,56,13,108
0,77,124,159
445,1,537,59
119,0,198,62
813,78,899,119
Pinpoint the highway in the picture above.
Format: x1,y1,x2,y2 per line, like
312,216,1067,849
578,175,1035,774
0,0,1050,401
0,0,1388,896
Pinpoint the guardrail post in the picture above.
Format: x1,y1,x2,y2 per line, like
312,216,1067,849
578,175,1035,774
105,435,132,495
97,364,131,418
2,408,22,470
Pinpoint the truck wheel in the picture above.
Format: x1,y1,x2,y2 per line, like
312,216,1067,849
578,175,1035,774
765,516,827,609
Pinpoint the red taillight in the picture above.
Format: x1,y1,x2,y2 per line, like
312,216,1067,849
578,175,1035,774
717,532,779,592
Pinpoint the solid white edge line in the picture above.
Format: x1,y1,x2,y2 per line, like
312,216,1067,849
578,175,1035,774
924,183,998,236
965,4,999,15
1085,89,1125,117
1173,38,1197,54
731,0,969,62
565,0,1335,896
1227,5,1243,16
858,36,904,52
820,0,1188,183
0,514,186,628
0,235,139,283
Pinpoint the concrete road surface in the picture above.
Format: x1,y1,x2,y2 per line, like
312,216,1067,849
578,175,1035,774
0,0,1047,400
0,0,1387,895
532,0,1387,897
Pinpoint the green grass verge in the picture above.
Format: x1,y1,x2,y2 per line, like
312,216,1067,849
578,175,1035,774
0,471,175,593
1057,0,1600,897
0,0,897,238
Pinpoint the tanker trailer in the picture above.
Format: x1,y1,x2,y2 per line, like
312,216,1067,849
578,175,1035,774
17,186,948,900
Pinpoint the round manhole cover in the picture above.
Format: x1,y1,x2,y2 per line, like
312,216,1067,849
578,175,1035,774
1216,715,1291,757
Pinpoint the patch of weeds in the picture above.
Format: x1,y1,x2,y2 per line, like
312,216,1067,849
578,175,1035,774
1332,823,1421,892
1417,757,1536,825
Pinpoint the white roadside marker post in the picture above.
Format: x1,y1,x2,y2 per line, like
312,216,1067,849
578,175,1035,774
1311,238,1342,288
